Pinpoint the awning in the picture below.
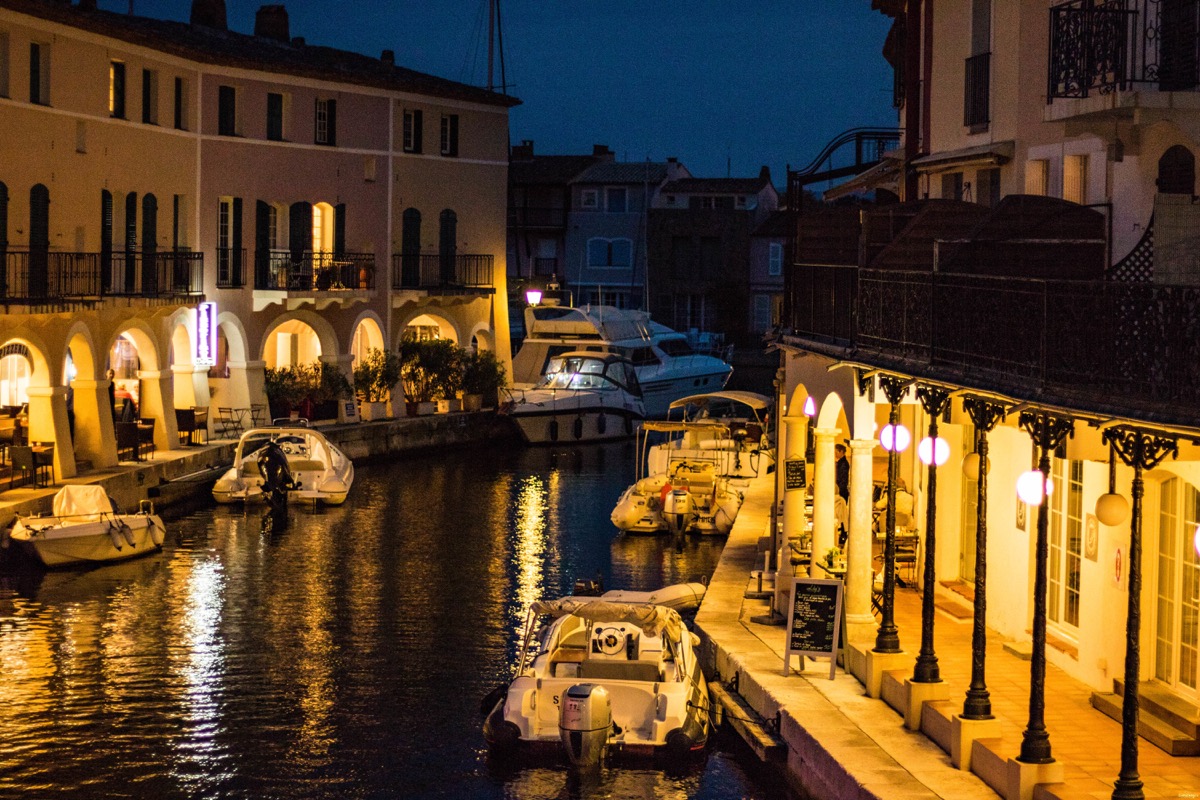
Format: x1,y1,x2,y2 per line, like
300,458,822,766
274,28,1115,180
911,140,1015,173
822,158,901,201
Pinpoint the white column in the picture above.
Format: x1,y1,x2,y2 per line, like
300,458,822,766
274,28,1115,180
847,437,877,630
25,385,77,480
137,369,178,451
781,411,808,544
811,427,839,578
70,378,118,468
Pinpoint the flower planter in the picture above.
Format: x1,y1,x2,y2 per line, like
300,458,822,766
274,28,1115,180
417,401,437,416
462,393,483,413
359,401,388,421
437,398,463,413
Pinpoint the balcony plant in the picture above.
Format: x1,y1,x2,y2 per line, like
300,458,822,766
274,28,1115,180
353,348,402,421
460,349,507,412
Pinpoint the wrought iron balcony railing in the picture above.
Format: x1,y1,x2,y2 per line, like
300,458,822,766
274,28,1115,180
964,52,990,127
254,251,376,292
391,253,495,294
0,248,203,303
784,263,1200,426
1048,0,1200,100
216,248,246,289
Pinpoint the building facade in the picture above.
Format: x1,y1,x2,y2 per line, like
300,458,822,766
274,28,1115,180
0,0,515,478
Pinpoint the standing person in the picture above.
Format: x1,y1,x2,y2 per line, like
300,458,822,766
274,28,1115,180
834,443,850,547
106,369,117,421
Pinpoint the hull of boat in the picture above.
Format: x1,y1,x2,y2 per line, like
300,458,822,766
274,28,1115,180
510,408,642,445
639,371,733,419
611,481,743,536
212,428,354,506
11,515,166,568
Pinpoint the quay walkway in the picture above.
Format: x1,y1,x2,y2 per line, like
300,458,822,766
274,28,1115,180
695,471,1200,800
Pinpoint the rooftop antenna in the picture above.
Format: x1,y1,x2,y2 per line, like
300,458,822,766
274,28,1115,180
487,0,508,94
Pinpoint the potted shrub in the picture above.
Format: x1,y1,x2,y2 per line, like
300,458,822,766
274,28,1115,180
264,365,307,421
399,337,461,415
353,348,401,421
461,349,507,412
307,361,353,421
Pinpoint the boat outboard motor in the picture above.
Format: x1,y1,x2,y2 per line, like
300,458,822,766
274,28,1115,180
662,488,693,536
559,683,611,768
257,441,295,533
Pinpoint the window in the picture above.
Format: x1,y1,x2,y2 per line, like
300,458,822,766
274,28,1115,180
109,61,126,118
1063,154,1088,204
76,120,86,153
0,32,9,98
142,68,158,124
1046,459,1082,630
30,41,49,105
605,187,627,212
941,172,963,201
977,167,1001,207
267,92,285,141
1154,477,1200,696
580,189,599,209
173,76,187,130
440,113,459,156
753,294,773,332
1025,159,1049,195
217,84,238,136
587,237,632,268
315,98,336,146
964,0,991,129
403,108,423,153
768,242,783,276
364,156,377,182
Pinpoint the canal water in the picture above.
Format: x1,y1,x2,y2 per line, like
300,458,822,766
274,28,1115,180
0,442,796,800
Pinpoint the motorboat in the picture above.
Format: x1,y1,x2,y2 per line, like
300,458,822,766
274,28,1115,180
6,485,165,568
211,426,354,505
610,456,744,537
510,305,732,418
647,391,774,479
483,583,711,765
500,351,645,444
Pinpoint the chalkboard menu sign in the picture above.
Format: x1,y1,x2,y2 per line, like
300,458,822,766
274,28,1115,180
783,577,844,679
785,459,806,491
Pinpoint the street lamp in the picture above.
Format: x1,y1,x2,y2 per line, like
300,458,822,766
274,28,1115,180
880,423,910,453
874,375,911,655
1016,469,1054,506
525,288,543,306
913,387,951,685
918,436,949,467
1096,444,1130,527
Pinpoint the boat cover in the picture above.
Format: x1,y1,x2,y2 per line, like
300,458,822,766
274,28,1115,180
669,391,772,411
50,485,115,522
529,599,684,641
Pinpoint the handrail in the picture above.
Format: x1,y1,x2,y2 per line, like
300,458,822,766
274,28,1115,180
791,127,903,178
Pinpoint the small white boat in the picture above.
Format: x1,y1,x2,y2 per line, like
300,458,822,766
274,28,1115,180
7,485,165,568
483,584,711,764
610,458,744,537
211,426,354,505
648,391,774,479
501,351,645,444
510,305,732,418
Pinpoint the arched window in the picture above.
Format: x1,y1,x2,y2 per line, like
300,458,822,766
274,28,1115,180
1157,145,1196,195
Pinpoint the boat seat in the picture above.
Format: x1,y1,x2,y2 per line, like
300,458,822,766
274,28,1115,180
550,646,587,677
579,660,662,682
241,461,262,477
288,459,325,473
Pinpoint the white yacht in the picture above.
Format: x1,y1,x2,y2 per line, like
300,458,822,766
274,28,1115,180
501,351,645,444
7,485,166,568
483,584,711,765
511,305,732,418
211,426,354,506
647,391,774,479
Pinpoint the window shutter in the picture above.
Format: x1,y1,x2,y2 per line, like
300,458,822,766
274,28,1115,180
142,194,158,294
101,189,113,292
255,200,270,288
327,99,337,146
413,109,423,153
289,202,311,263
231,197,243,286
449,114,458,156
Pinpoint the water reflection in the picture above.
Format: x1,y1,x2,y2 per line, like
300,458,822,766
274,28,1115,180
0,442,793,800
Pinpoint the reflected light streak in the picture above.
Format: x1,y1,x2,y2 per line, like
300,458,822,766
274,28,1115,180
512,476,548,636
170,557,228,784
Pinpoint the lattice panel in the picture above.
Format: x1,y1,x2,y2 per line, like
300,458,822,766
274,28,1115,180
1110,216,1154,282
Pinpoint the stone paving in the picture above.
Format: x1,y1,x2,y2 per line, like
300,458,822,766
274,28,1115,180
696,471,1200,800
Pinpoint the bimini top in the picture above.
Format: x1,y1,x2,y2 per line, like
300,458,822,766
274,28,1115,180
669,391,772,412
529,599,685,641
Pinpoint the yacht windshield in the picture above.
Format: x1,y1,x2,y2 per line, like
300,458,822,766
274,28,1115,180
656,337,694,357
538,356,612,390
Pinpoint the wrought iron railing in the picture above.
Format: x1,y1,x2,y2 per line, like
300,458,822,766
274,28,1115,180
964,52,990,126
255,251,375,292
390,253,494,293
785,263,1200,424
1048,0,1200,100
0,248,203,303
216,247,246,289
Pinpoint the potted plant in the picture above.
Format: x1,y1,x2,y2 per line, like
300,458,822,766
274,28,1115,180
264,365,307,421
306,361,353,421
353,348,401,421
399,337,460,415
460,349,507,412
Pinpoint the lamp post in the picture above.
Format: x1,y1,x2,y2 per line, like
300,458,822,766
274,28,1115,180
913,385,951,684
1016,409,1074,765
961,397,1005,720
874,374,912,654
1104,427,1176,800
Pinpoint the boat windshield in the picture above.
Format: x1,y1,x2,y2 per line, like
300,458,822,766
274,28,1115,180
656,337,695,357
538,356,613,390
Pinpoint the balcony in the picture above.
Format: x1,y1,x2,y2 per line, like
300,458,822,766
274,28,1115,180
784,264,1200,429
0,249,203,305
1047,0,1200,118
390,253,495,296
216,248,246,289
252,250,375,310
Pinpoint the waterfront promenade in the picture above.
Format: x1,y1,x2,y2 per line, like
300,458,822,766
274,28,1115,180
695,471,1200,800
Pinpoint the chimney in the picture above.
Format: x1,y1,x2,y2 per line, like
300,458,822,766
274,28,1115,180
592,144,614,162
511,140,534,160
190,0,227,29
254,5,290,42
381,49,395,65
759,165,771,184
667,157,677,164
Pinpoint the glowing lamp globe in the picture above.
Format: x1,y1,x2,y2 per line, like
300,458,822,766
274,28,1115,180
1016,469,1054,506
1095,492,1130,527
803,396,816,417
1194,525,1200,557
879,423,910,453
918,436,950,467
525,288,543,306
961,452,990,480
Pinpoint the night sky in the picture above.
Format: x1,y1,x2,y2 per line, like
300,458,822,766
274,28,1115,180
100,0,896,187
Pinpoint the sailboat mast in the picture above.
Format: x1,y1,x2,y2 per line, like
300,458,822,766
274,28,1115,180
487,0,495,91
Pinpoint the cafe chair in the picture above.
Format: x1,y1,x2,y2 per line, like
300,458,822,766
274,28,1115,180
9,445,36,488
216,407,242,438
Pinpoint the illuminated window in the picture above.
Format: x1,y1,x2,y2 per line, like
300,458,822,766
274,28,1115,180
0,353,29,407
1046,459,1083,630
109,61,126,118
1025,159,1049,196
1063,154,1088,204
1155,478,1200,692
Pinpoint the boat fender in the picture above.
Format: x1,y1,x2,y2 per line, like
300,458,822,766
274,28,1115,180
107,523,124,551
548,419,559,441
573,416,584,440
483,705,522,753
479,683,509,716
665,716,706,759
597,413,607,434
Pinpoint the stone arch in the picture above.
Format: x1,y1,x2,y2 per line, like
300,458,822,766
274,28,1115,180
350,310,386,364
815,390,850,439
394,310,460,346
64,324,115,468
167,308,203,409
207,312,255,422
3,333,76,478
1158,144,1196,195
260,309,339,367
466,323,495,353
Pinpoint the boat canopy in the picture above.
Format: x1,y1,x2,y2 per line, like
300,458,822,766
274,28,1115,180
50,485,115,522
529,598,685,642
669,391,772,412
641,420,731,435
